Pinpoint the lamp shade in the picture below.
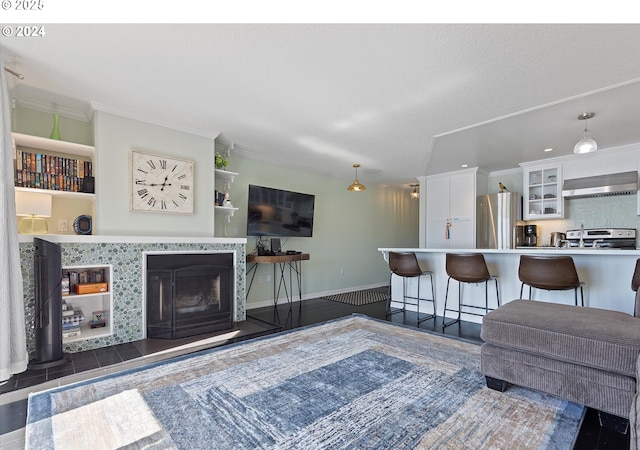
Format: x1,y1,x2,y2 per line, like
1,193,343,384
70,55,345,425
574,112,597,154
15,191,52,217
347,163,366,192
15,191,52,234
573,134,598,154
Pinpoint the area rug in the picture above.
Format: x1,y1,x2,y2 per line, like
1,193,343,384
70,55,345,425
322,289,389,306
25,314,585,449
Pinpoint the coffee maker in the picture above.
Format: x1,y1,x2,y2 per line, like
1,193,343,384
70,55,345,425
524,224,538,247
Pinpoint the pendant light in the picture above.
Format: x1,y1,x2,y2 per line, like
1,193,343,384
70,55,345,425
347,164,366,191
409,184,419,199
574,112,598,154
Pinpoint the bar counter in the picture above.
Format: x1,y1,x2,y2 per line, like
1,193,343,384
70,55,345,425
378,247,640,323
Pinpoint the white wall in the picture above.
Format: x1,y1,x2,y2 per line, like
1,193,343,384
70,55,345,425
218,153,419,308
93,111,216,236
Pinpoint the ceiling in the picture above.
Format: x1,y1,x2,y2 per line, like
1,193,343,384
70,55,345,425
3,23,640,189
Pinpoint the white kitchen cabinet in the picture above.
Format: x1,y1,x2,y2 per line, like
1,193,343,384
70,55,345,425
521,162,563,220
426,168,486,249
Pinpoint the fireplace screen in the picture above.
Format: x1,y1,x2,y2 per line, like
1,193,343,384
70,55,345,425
146,253,233,339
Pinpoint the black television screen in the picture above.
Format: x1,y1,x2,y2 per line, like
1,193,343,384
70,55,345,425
247,185,315,237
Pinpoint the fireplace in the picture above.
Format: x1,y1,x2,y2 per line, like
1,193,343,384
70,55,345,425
146,252,234,339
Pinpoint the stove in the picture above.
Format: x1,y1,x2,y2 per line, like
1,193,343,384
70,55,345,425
566,228,636,249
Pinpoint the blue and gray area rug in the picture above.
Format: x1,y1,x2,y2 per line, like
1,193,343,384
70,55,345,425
26,315,584,449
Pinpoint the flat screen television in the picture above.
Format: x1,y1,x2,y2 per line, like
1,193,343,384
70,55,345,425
247,184,315,237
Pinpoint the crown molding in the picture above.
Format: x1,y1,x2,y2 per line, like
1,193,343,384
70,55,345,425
12,95,93,122
91,101,220,139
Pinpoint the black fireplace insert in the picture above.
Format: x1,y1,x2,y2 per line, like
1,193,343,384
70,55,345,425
146,253,234,339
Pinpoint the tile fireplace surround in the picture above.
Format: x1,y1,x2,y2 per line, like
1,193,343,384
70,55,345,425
18,235,247,355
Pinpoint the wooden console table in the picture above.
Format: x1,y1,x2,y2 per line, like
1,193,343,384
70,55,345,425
246,253,310,306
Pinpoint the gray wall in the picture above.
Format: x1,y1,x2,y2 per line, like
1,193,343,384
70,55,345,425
94,111,216,236
216,153,419,308
13,107,419,309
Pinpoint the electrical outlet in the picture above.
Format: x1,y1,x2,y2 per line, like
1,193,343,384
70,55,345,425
258,276,264,284
58,219,68,232
339,267,345,278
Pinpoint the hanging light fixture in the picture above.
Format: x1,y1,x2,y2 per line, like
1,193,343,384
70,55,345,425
409,184,419,199
347,164,366,192
574,112,598,154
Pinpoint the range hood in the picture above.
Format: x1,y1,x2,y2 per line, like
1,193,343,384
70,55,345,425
562,171,638,199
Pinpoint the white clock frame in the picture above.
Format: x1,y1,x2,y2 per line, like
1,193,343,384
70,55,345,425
130,150,194,215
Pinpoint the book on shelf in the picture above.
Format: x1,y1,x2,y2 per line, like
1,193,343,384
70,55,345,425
61,275,70,296
62,327,81,339
63,268,106,292
62,309,84,327
14,146,93,193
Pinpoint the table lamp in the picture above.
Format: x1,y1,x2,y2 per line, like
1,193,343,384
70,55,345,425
15,191,52,234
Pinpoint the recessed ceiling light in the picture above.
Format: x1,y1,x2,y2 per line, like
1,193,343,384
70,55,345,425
544,148,554,152
461,164,468,168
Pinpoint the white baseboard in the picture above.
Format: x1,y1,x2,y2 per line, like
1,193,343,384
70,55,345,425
246,283,389,311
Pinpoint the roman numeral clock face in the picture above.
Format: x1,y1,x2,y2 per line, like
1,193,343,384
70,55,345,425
130,150,194,214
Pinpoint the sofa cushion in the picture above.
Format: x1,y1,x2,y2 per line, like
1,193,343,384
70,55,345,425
481,300,640,378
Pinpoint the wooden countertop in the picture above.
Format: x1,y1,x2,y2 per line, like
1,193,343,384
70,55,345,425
247,253,310,263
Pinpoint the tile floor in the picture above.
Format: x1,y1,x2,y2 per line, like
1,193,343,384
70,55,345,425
0,294,631,450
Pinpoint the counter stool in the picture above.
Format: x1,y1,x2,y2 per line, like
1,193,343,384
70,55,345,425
443,253,499,329
518,255,584,306
387,251,436,326
631,258,640,315
632,258,640,293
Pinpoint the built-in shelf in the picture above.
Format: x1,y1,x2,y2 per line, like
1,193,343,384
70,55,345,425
214,168,239,236
62,264,113,344
13,132,96,222
15,185,95,199
12,132,94,159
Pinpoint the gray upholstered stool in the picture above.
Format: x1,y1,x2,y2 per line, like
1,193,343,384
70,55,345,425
481,299,640,431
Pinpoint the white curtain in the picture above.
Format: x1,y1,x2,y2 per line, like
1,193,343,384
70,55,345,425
0,53,28,382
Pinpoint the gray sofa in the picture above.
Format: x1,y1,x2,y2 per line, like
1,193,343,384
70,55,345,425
480,297,640,436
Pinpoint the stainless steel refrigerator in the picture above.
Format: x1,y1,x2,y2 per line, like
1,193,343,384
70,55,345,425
476,192,522,249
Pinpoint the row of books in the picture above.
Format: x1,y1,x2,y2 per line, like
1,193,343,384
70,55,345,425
16,148,93,177
63,327,81,339
61,269,106,296
15,171,88,192
14,148,93,192
61,307,107,339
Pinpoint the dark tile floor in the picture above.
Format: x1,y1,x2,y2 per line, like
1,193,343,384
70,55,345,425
0,294,631,449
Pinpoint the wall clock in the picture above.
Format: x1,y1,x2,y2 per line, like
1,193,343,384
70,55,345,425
130,150,194,214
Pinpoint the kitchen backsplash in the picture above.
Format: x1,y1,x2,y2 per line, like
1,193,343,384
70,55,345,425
532,194,639,246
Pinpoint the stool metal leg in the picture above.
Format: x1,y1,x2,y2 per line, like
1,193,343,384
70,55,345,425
443,277,460,329
387,273,404,316
444,276,499,331
416,272,436,325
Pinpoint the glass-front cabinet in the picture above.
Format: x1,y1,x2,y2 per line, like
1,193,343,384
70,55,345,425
522,163,563,220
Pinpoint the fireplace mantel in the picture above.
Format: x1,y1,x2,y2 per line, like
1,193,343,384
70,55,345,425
19,235,247,355
18,235,246,245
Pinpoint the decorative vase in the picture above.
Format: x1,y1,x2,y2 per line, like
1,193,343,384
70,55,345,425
49,114,61,140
